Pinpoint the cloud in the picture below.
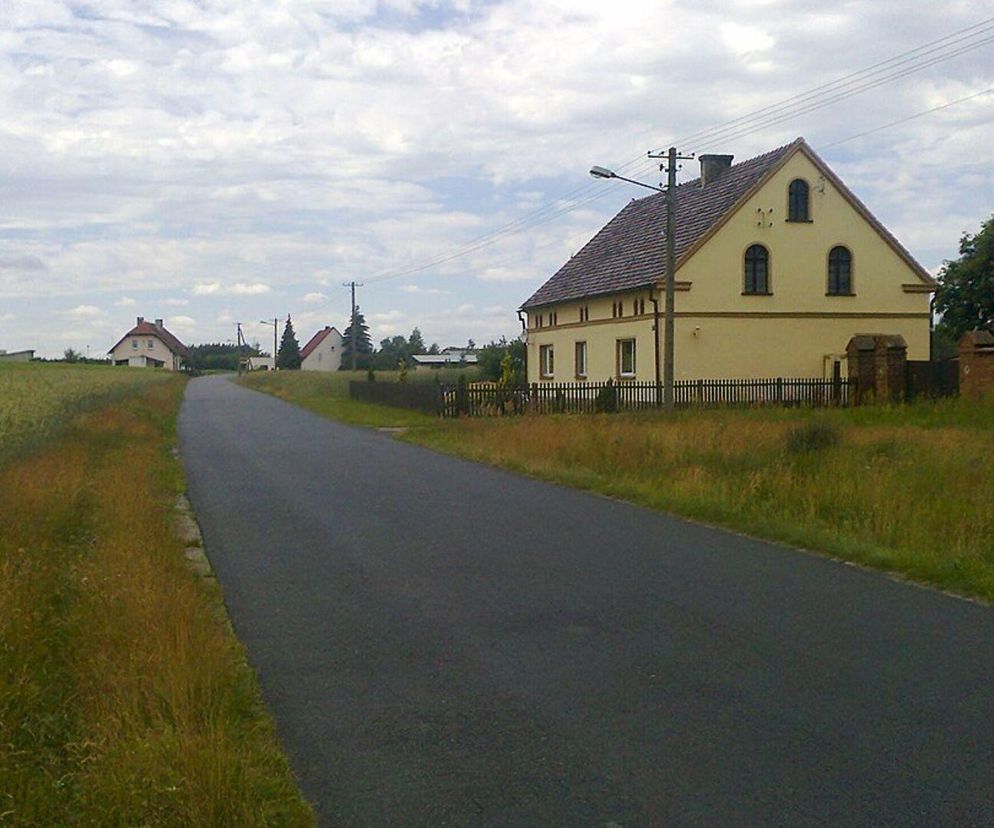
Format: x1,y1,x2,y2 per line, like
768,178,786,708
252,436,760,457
303,292,326,303
0,313,14,322
192,282,271,296
165,297,189,306
168,315,196,328
115,296,136,306
0,255,47,271
369,309,404,322
0,1,989,353
63,304,104,319
400,284,449,295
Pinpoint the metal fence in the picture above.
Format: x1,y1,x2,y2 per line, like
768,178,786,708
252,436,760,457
439,376,855,417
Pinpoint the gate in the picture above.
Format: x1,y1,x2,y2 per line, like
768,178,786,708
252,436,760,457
905,359,959,400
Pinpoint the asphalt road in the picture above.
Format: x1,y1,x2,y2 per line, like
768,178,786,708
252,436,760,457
179,375,994,827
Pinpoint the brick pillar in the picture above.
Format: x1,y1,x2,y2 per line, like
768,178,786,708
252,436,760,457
958,330,994,399
876,334,907,403
846,335,876,404
846,334,907,403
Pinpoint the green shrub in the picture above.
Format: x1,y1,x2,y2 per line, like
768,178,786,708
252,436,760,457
594,379,618,414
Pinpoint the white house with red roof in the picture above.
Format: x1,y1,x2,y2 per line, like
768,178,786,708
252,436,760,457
109,317,188,370
300,326,344,371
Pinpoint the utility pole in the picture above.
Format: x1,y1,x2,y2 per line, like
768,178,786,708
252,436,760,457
260,318,278,370
343,280,363,372
648,146,694,412
235,322,245,376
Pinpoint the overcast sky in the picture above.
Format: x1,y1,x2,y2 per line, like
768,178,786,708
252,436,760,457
2,0,993,357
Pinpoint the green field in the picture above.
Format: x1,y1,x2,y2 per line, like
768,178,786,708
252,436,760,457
0,362,173,463
244,370,994,603
1,365,314,826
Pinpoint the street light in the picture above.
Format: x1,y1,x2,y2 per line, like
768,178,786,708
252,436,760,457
260,318,279,371
589,166,664,194
590,151,685,412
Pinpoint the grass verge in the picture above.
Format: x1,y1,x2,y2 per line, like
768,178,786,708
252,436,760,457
242,371,994,603
238,370,443,428
0,375,314,825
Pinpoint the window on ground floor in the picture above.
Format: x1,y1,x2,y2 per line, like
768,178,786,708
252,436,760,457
617,338,636,378
540,344,554,378
575,341,587,379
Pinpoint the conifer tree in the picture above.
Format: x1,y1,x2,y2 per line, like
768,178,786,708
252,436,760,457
340,306,373,370
277,314,302,369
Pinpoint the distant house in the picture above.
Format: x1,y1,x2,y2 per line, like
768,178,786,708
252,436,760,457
108,317,188,370
0,349,35,362
521,137,935,383
300,326,344,372
411,349,479,370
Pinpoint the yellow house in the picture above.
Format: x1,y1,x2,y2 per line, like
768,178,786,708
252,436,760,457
521,138,935,383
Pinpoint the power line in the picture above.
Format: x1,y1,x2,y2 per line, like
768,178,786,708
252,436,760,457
358,16,994,287
694,34,994,153
668,16,994,150
818,86,994,149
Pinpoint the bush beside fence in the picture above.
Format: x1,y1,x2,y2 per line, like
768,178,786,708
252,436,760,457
349,381,443,414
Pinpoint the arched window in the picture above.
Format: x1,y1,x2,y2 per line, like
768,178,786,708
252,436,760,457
828,246,852,295
788,179,809,222
744,244,770,294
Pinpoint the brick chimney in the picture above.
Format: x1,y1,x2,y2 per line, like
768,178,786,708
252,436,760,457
699,154,734,186
154,318,163,328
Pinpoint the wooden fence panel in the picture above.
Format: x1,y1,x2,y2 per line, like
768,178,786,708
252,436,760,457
435,377,855,417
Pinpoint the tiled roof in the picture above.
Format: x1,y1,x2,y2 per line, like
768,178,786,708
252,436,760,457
109,320,188,357
522,140,802,309
300,326,340,360
523,137,936,310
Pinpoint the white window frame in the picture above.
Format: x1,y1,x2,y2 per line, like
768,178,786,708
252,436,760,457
131,338,138,349
539,344,554,379
617,338,636,378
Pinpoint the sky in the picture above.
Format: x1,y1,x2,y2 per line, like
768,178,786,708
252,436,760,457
1,0,993,358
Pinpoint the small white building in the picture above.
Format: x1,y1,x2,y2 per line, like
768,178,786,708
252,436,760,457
246,355,275,371
300,326,344,371
108,317,187,370
0,349,35,362
411,350,479,370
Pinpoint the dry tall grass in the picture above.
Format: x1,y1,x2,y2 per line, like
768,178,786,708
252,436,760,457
409,398,994,600
0,378,313,825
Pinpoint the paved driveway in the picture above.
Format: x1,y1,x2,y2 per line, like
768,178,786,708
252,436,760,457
179,375,994,827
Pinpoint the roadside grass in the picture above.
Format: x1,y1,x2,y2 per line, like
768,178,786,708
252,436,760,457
0,376,314,825
402,396,994,602
238,369,462,428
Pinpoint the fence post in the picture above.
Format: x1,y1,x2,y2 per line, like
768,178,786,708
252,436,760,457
776,376,783,404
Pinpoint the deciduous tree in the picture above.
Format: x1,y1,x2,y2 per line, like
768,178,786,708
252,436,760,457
935,214,994,341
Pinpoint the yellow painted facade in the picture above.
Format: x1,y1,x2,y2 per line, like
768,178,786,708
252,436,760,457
525,147,932,382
